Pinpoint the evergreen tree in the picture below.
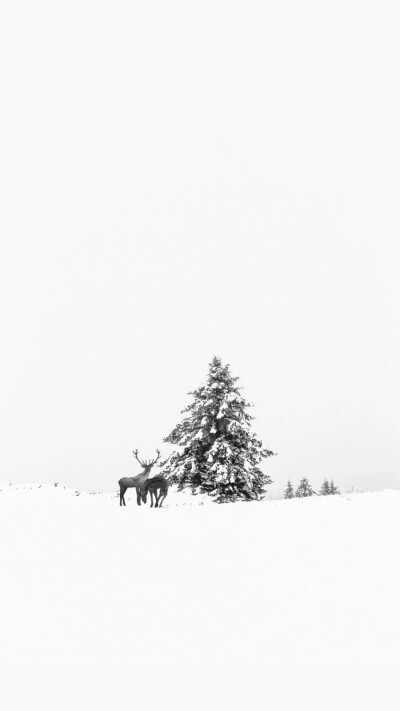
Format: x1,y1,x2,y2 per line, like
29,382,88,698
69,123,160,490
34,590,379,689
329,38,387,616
161,356,275,502
319,478,340,495
319,478,331,496
329,479,340,495
295,477,314,498
284,481,295,499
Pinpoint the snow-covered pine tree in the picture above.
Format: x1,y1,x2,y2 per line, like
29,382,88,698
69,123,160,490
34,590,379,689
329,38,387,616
295,478,314,498
319,478,331,496
161,356,275,502
329,479,340,495
284,481,295,499
319,478,340,495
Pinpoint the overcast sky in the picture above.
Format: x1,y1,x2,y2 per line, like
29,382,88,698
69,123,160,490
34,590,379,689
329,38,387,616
1,1,399,497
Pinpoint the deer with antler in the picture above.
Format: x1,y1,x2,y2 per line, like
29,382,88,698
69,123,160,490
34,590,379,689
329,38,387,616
118,449,161,506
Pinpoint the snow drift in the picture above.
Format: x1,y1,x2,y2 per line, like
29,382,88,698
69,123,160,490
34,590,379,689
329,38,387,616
1,484,399,665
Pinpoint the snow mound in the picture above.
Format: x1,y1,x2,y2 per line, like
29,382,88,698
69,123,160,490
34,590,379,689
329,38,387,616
1,485,400,664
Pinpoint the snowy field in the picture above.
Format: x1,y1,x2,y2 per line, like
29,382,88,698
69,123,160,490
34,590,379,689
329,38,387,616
1,483,400,670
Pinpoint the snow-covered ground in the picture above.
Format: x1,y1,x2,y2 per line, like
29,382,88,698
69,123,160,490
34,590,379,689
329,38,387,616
1,483,400,666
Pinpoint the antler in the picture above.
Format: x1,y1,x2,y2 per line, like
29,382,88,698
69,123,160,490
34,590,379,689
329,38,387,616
132,449,145,466
132,448,161,467
149,449,161,466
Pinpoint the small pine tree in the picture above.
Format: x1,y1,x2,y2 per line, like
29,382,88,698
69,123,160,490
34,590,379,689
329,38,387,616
319,478,331,496
284,481,295,499
161,356,275,502
295,477,314,498
320,478,340,495
329,479,340,495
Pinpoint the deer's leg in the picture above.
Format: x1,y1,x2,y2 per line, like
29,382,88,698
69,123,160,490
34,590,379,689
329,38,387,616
159,493,166,507
155,490,160,508
120,487,126,506
136,487,142,506
150,491,154,508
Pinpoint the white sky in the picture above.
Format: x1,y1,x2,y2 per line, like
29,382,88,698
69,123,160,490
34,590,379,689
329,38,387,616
0,1,399,497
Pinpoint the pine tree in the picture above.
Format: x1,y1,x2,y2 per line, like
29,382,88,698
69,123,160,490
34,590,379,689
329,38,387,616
319,478,331,496
284,481,295,499
319,478,340,495
295,477,314,498
329,479,340,495
161,356,275,502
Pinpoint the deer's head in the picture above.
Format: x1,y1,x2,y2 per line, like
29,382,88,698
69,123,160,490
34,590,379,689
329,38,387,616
132,448,161,475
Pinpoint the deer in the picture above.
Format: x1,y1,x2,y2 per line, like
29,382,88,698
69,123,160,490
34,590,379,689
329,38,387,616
118,449,161,506
140,476,170,508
